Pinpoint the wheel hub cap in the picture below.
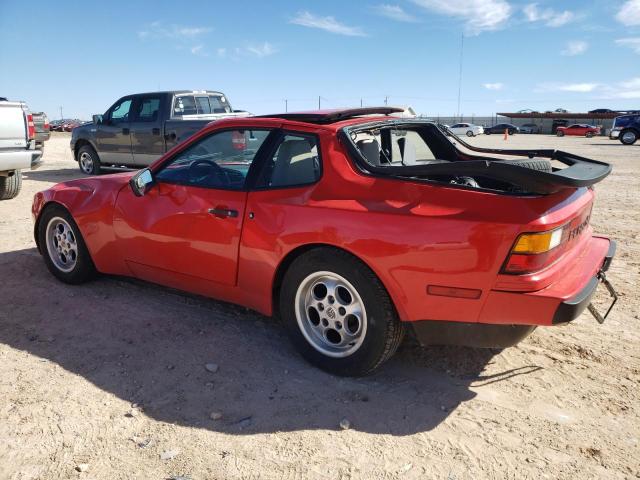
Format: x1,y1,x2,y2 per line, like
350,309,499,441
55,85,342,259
45,217,78,273
294,271,367,358
79,152,93,173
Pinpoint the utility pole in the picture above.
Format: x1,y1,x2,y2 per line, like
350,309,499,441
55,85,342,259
59,106,63,121
457,32,464,118
384,96,388,106
360,98,363,107
318,96,321,109
284,99,288,112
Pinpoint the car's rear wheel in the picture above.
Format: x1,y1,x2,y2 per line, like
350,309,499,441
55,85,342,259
280,248,404,376
466,130,474,137
557,130,565,137
77,145,101,175
0,171,22,200
620,130,638,145
38,205,96,284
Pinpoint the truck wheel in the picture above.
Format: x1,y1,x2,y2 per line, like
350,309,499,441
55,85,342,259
77,145,101,175
280,248,404,376
620,130,638,145
0,171,22,200
37,204,96,284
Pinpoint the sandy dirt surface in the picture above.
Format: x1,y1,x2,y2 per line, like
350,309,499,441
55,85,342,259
1,132,639,479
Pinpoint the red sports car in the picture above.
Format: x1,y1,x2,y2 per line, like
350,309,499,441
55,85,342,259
556,124,601,137
32,108,617,376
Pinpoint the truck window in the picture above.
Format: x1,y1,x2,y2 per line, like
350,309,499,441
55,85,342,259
195,96,211,114
173,96,198,116
209,95,232,113
134,97,161,122
110,99,132,124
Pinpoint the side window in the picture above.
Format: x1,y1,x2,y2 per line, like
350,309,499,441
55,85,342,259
195,96,211,114
173,96,197,116
390,130,436,164
110,99,132,124
257,133,321,188
155,129,271,190
209,95,232,113
133,97,161,122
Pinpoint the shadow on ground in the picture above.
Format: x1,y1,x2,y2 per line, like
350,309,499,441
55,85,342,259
0,248,541,436
22,168,84,183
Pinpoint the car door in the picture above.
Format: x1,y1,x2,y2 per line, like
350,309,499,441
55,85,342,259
96,96,134,165
113,127,275,289
129,94,165,166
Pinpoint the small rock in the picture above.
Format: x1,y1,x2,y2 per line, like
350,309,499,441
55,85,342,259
210,411,223,421
75,463,89,472
169,476,192,480
126,408,140,418
339,418,351,430
440,405,447,412
160,449,180,460
205,363,219,373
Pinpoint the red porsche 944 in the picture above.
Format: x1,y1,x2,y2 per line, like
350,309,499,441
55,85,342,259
32,108,617,376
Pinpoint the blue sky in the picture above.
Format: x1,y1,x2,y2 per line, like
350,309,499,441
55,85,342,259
1,0,639,119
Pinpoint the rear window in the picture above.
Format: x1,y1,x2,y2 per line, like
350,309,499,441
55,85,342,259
173,94,232,116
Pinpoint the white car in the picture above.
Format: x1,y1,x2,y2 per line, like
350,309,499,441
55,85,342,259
448,123,484,137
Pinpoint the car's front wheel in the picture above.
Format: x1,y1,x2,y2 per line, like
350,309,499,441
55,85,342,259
586,132,594,138
557,130,565,137
466,130,474,137
620,130,638,145
280,248,404,376
77,145,101,175
38,205,96,284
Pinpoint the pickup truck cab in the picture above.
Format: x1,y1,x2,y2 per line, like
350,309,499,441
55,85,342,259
0,100,43,199
610,114,640,145
71,90,250,174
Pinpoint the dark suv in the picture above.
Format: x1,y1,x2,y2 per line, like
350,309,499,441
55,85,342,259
611,114,640,145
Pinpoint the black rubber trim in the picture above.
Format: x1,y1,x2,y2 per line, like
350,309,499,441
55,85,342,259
552,276,599,325
411,320,536,349
602,239,616,272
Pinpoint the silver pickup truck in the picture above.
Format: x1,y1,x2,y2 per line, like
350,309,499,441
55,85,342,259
0,101,43,200
71,90,250,174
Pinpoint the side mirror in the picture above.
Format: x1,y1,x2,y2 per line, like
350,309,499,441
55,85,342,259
130,168,155,197
92,114,103,124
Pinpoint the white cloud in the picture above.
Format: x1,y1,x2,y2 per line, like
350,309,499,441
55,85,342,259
190,45,206,56
373,4,418,22
523,3,575,27
538,82,600,93
138,22,212,40
483,82,504,90
561,40,588,56
245,42,277,57
615,37,640,54
616,0,640,26
412,0,511,34
217,48,227,58
290,11,366,36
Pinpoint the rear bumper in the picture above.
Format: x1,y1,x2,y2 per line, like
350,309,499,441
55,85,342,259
410,237,616,348
0,149,43,172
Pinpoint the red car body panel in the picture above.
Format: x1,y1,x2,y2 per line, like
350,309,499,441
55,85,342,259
33,116,612,328
557,125,600,136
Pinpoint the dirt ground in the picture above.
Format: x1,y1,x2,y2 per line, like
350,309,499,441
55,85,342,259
1,132,639,480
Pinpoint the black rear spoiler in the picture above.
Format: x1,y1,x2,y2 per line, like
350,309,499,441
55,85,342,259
340,122,612,195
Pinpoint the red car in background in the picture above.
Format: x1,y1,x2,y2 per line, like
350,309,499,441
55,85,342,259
556,124,601,137
31,108,617,376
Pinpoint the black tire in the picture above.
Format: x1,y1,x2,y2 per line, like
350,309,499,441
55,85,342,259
466,130,474,137
508,129,515,135
280,248,404,376
586,132,594,138
77,144,101,175
37,204,96,284
556,130,564,137
619,129,638,145
506,158,552,172
0,171,22,200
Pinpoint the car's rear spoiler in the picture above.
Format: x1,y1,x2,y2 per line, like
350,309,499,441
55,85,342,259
340,122,612,195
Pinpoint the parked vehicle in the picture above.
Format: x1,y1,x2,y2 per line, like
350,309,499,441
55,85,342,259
552,119,569,134
448,123,484,137
71,90,250,175
32,107,617,375
555,108,568,113
519,123,540,134
0,101,43,199
588,109,614,114
485,123,519,135
610,114,640,145
32,112,51,149
556,124,601,137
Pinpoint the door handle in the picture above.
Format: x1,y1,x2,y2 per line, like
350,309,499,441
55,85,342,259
208,207,238,218
152,128,161,135
122,127,130,135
